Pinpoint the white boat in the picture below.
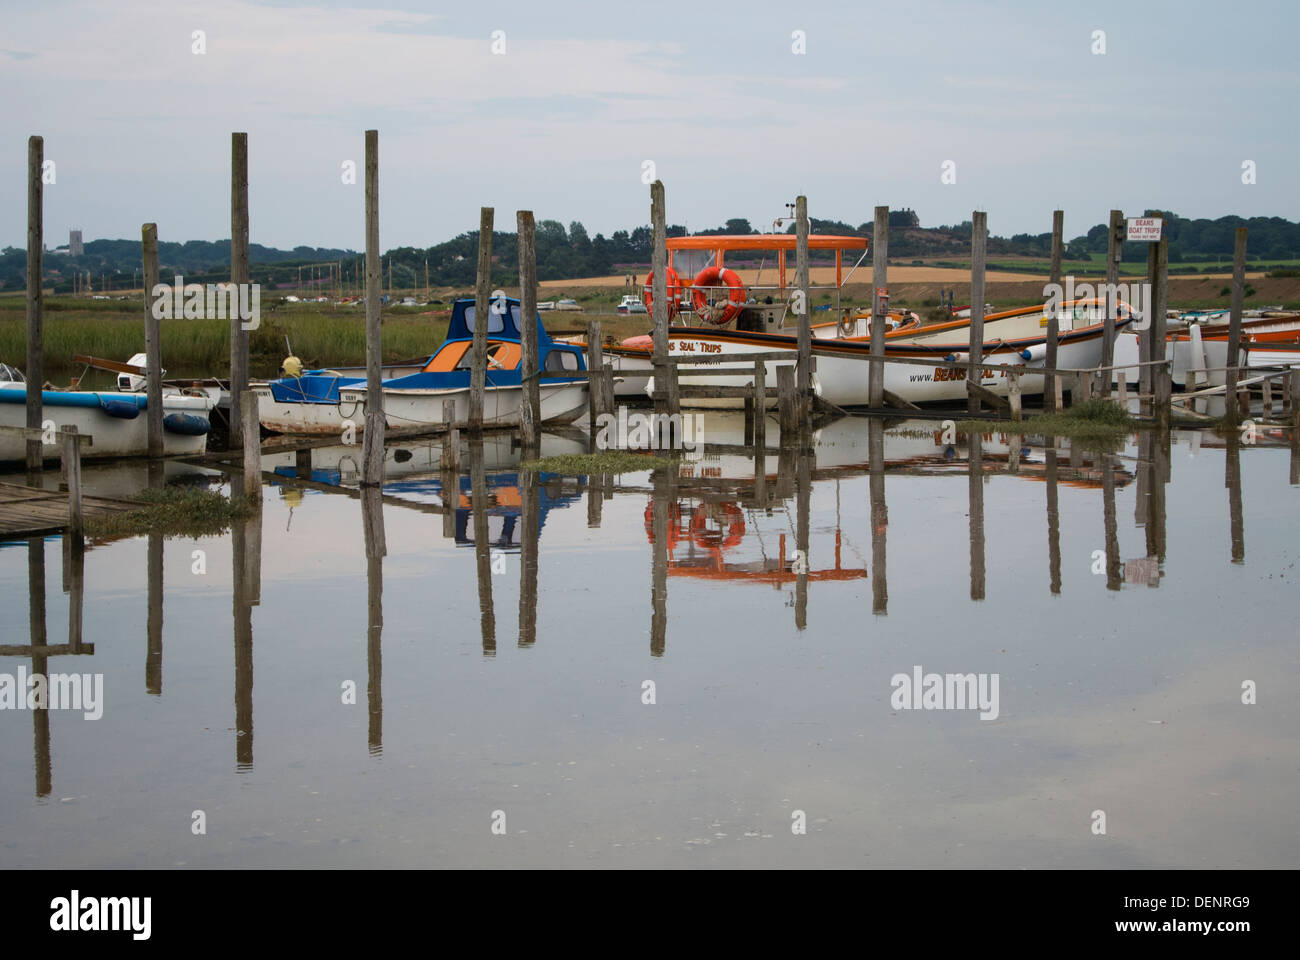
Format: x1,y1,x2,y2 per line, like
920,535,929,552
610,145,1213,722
1,365,215,462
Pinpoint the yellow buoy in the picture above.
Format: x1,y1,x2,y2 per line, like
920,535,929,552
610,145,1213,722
281,355,303,377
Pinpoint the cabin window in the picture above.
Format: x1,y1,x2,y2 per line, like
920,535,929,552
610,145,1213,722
463,304,519,335
456,342,511,370
544,350,579,371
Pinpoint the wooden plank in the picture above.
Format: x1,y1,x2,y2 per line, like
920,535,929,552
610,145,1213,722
881,389,921,411
967,381,1010,412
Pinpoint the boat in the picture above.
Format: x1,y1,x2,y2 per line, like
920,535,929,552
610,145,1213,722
616,295,648,315
646,298,1134,408
254,353,434,436
1109,312,1300,387
335,296,588,430
0,365,216,463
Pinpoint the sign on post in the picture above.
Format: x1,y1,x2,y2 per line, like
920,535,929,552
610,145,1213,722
1126,217,1162,242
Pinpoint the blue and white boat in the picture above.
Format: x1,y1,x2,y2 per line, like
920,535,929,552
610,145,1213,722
0,363,215,463
256,296,587,434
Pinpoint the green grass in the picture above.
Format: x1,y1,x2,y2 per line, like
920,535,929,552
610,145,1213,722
958,398,1139,445
522,451,675,474
86,486,256,540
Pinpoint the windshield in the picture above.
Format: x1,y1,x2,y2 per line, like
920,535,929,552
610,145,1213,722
463,303,519,334
0,363,25,383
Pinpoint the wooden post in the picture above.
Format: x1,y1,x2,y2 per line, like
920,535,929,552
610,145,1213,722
1008,369,1022,420
1225,227,1247,423
142,223,163,458
229,132,249,449
752,360,766,452
440,399,458,471
1291,370,1300,430
1262,375,1274,415
517,210,540,451
869,205,888,409
471,207,493,428
1045,210,1063,412
1151,224,1170,420
1101,209,1123,397
601,364,615,420
59,426,83,536
795,196,812,424
241,390,261,495
362,130,385,487
650,181,677,416
967,211,987,414
26,136,43,471
777,364,796,436
586,318,603,427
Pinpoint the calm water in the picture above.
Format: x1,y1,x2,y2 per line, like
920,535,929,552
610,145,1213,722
2,412,1298,868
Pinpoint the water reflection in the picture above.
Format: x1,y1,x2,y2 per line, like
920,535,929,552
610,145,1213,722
868,420,887,615
230,477,261,771
469,436,497,656
362,485,384,754
968,433,985,602
1226,435,1244,564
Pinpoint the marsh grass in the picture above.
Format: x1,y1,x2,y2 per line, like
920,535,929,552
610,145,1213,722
958,398,1138,449
86,486,256,540
522,451,675,474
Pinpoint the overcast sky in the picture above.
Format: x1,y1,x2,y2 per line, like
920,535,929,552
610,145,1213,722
3,0,1296,251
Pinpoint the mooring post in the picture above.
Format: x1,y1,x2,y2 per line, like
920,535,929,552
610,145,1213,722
1290,370,1300,430
777,364,796,436
516,210,540,452
229,132,249,450
650,180,676,417
1225,227,1247,423
600,364,615,420
142,223,163,458
967,211,987,415
1008,369,1022,420
1262,374,1274,415
471,207,493,429
795,196,812,425
440,399,458,472
1102,209,1123,397
241,390,261,496
361,129,386,492
61,425,82,537
870,205,888,409
1152,224,1170,422
586,317,603,427
26,136,44,471
1045,210,1063,413
752,359,766,452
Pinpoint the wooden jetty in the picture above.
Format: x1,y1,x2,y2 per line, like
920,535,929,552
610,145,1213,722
0,481,138,539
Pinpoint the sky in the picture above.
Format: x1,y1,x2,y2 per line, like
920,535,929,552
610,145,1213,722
2,0,1297,252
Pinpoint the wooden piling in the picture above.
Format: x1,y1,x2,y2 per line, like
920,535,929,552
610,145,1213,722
1008,369,1022,420
777,364,796,436
1102,209,1123,397
516,210,540,451
229,133,249,450
241,390,261,495
650,181,677,416
1291,370,1300,430
1225,227,1247,423
600,365,615,420
795,196,812,423
440,399,459,471
586,317,603,426
26,136,44,471
869,205,888,409
1045,210,1063,412
471,207,494,428
142,223,163,458
362,130,385,486
1151,225,1170,419
61,425,82,536
967,211,987,415
752,360,766,452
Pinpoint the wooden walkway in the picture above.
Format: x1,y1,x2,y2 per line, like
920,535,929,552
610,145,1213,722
0,481,139,540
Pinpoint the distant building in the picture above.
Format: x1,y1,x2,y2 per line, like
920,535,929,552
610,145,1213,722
69,230,83,257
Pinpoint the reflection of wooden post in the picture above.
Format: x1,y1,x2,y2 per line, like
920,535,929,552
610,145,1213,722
868,420,887,615
650,462,671,657
471,207,493,428
62,425,82,536
968,212,987,415
28,537,51,796
870,205,888,409
241,390,261,496
794,442,811,629
362,487,384,754
1046,448,1061,594
968,433,985,600
147,530,163,694
517,211,540,451
229,133,249,449
142,223,163,458
1226,436,1244,563
518,468,540,648
440,465,457,540
1225,228,1247,423
469,437,495,655
294,448,311,479
795,196,812,424
231,489,255,770
1102,453,1120,590
362,130,386,485
26,136,44,471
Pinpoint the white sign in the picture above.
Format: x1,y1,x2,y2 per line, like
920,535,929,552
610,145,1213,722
1127,217,1162,242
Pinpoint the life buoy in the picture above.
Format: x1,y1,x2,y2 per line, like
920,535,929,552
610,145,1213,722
690,266,746,325
839,311,856,337
644,500,684,551
688,503,745,552
641,267,682,320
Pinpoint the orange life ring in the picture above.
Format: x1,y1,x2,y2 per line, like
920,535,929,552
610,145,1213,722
642,267,682,320
644,500,684,550
688,503,745,552
690,266,746,325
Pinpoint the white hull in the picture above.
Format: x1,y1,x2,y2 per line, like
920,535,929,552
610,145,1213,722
0,393,213,462
254,386,354,436
338,380,589,429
